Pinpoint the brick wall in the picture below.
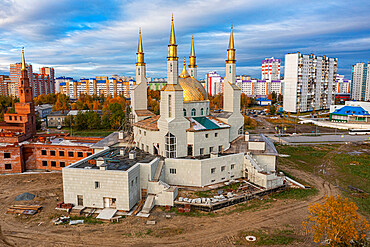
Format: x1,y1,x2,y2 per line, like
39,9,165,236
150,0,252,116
0,146,24,173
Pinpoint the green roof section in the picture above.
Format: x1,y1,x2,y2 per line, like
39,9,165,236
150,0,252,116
192,117,220,130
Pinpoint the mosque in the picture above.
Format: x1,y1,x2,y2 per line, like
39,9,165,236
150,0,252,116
131,16,244,159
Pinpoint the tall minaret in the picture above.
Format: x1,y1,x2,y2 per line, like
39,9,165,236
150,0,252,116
188,35,197,79
167,15,179,85
220,24,243,141
223,24,237,112
158,15,189,158
131,28,149,122
19,48,33,103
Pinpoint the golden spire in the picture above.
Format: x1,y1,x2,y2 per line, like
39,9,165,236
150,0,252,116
136,28,145,66
189,35,197,68
226,24,236,63
179,57,190,78
167,14,178,61
21,47,26,71
170,14,176,45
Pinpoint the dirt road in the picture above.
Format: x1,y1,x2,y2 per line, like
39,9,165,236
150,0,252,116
0,165,339,247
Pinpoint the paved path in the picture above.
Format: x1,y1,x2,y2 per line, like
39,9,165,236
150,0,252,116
266,133,369,145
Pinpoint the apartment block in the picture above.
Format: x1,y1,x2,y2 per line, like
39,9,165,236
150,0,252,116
0,75,10,96
335,74,351,94
283,52,338,113
205,71,223,96
10,63,33,96
351,63,370,101
59,77,135,99
238,79,283,98
262,57,281,80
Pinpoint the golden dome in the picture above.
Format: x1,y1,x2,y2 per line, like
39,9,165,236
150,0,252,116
179,76,208,102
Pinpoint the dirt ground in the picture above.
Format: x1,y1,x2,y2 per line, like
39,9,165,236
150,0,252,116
0,162,340,247
251,115,346,135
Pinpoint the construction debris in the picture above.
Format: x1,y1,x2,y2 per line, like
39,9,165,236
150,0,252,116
53,216,70,225
7,205,42,215
146,220,156,225
69,220,84,225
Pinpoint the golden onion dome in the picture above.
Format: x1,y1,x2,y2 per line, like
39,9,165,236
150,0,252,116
177,57,208,102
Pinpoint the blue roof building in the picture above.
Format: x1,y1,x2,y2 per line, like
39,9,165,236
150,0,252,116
329,106,370,123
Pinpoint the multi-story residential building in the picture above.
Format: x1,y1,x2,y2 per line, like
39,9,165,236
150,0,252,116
205,71,223,96
55,77,74,93
147,78,167,91
10,63,33,96
335,74,351,94
237,79,283,98
0,75,10,96
10,63,55,97
59,77,135,99
283,52,338,113
351,63,370,101
262,57,281,80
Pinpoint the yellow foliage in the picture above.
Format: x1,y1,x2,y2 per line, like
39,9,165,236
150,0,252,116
303,195,369,246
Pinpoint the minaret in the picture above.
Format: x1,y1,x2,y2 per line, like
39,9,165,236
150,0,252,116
131,28,149,122
220,24,243,142
167,14,178,85
158,15,189,158
188,35,197,79
223,24,237,112
19,48,33,103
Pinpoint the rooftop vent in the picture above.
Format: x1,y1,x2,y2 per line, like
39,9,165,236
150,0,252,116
96,157,105,167
244,132,250,141
120,148,125,156
129,150,136,160
100,164,107,171
118,131,124,140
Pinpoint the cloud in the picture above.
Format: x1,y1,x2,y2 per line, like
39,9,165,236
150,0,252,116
0,0,369,80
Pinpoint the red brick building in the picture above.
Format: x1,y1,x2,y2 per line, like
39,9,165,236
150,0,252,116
0,50,101,174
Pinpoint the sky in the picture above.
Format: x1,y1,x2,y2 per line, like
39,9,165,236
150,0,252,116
0,0,369,80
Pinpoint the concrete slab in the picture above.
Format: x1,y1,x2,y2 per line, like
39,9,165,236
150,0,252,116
136,212,150,218
96,208,117,220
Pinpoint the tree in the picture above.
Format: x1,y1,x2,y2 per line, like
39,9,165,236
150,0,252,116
65,115,74,128
269,105,276,115
86,111,101,129
303,195,369,246
278,93,283,102
74,111,87,131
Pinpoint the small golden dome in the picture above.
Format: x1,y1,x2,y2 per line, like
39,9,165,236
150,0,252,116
179,76,208,102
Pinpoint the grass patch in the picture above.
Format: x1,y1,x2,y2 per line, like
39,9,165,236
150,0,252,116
69,216,103,225
69,129,114,137
271,188,318,200
238,228,297,245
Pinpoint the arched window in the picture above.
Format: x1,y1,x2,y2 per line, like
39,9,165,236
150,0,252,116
138,68,140,76
201,108,204,115
165,133,176,158
183,109,186,117
170,63,172,72
206,108,209,115
229,65,232,74
238,127,243,135
191,108,196,116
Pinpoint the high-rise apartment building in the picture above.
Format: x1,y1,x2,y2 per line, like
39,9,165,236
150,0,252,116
262,57,281,80
10,63,55,97
205,71,223,96
237,79,283,97
351,63,370,101
283,52,338,112
10,63,33,96
335,74,351,94
0,75,10,96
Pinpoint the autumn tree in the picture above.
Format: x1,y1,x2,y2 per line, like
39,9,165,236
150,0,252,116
52,93,69,111
278,93,283,102
240,93,251,109
303,195,369,246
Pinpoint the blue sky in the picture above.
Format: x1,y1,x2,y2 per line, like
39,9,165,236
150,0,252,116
0,0,369,80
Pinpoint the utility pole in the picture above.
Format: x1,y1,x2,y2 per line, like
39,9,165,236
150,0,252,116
70,116,73,136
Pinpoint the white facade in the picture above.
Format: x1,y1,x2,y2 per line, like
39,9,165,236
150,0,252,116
351,63,370,101
238,79,283,97
283,53,338,112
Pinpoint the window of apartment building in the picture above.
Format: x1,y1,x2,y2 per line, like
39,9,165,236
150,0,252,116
205,134,209,138
4,153,11,159
87,152,92,156
60,162,65,167
231,164,235,170
211,168,216,174
5,164,11,170
59,151,65,156
42,161,48,166
95,181,100,189
41,150,47,155
51,161,56,167
170,168,176,174
68,151,74,157
50,150,56,156
221,166,226,172
209,146,214,153
200,148,204,155
215,133,218,137
78,152,83,157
